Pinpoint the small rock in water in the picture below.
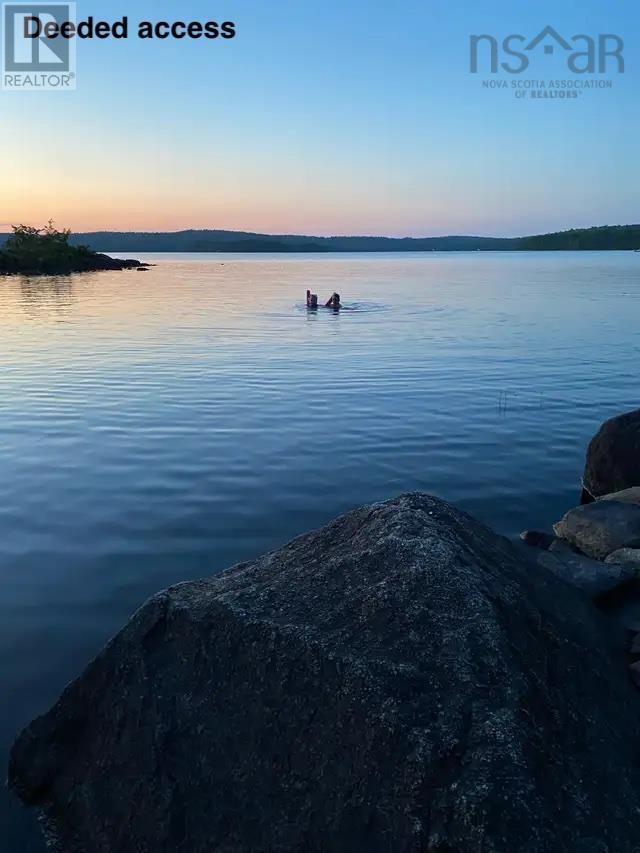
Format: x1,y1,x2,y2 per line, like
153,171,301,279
553,501,640,561
520,529,555,549
630,634,640,655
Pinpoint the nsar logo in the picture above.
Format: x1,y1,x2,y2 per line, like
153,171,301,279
470,25,624,75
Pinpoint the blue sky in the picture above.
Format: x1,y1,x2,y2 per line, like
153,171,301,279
1,0,638,235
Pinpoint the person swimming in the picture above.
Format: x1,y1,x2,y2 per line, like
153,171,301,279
306,290,340,309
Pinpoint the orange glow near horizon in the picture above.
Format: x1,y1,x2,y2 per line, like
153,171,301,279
0,191,470,238
2,95,635,241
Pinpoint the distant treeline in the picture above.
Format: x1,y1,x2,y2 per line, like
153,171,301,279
1,224,638,253
517,226,640,251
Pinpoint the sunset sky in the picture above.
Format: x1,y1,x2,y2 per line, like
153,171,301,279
1,0,638,236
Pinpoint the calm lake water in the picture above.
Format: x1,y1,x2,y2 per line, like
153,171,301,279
1,251,639,847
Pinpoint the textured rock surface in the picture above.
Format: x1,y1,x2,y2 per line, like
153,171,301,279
606,548,640,566
583,410,640,500
600,488,640,506
9,493,640,853
554,501,640,560
536,541,640,599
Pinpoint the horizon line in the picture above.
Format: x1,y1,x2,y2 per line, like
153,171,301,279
1,222,638,239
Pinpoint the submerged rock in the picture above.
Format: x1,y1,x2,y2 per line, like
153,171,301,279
554,501,640,560
583,409,640,501
9,493,640,853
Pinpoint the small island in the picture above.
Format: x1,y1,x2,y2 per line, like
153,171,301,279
0,222,147,275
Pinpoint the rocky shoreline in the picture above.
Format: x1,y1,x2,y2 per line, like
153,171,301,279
0,253,149,275
8,409,640,852
520,409,640,688
0,224,150,275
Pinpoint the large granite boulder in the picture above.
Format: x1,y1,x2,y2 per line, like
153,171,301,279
9,493,640,853
583,410,640,501
554,500,640,560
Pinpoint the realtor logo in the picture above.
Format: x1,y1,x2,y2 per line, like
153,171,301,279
2,2,76,90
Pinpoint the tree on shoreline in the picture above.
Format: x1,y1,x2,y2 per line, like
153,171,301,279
0,221,94,274
0,221,142,275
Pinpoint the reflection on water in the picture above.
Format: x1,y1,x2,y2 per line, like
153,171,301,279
301,300,389,314
1,251,639,849
17,275,75,321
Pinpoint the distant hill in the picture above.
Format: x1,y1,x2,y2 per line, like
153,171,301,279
517,225,640,251
1,224,638,253
68,231,514,253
